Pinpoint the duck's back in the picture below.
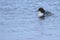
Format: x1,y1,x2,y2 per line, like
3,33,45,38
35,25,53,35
44,11,52,16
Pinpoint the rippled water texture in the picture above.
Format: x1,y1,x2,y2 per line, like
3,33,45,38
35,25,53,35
0,0,60,40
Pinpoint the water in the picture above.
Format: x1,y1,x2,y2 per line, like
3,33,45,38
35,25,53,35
0,0,60,40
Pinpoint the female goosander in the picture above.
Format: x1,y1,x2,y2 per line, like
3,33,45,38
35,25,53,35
38,8,52,19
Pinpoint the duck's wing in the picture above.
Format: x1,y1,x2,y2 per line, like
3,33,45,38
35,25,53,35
45,11,53,16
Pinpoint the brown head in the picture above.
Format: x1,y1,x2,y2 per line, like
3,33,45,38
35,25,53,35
38,8,45,13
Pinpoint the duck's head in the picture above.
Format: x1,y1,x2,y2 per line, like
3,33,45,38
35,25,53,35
38,8,45,13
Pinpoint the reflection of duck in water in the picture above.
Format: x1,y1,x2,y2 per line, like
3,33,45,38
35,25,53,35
38,8,52,19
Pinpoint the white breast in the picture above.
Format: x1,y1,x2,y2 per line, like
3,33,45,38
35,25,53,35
38,12,44,17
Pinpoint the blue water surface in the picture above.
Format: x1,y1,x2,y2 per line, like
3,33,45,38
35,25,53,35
0,0,60,40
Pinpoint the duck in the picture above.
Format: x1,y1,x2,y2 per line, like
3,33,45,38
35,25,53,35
38,7,52,19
